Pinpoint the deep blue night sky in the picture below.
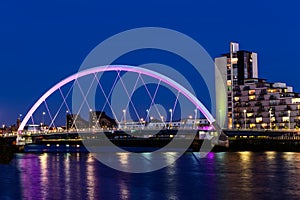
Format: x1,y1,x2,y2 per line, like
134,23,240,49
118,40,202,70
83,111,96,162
0,0,300,125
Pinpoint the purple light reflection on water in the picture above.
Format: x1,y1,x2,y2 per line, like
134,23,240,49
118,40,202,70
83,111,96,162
207,152,215,160
4,152,300,199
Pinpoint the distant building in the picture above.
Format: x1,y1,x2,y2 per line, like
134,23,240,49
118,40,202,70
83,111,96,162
146,117,209,130
66,114,88,130
24,124,41,133
89,111,117,129
215,42,300,129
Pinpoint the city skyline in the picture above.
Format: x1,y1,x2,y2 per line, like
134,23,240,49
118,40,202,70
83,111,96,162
1,1,300,125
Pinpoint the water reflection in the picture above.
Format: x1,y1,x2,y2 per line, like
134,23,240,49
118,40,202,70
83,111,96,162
2,152,299,199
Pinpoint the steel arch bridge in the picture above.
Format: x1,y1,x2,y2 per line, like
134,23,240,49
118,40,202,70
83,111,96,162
18,65,219,133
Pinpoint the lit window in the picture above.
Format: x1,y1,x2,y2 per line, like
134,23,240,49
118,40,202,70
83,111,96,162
271,117,276,122
292,98,300,104
248,90,255,95
282,116,289,122
250,124,256,128
231,58,238,63
234,97,239,101
247,113,253,117
249,95,255,101
256,117,263,123
268,89,279,93
227,80,232,86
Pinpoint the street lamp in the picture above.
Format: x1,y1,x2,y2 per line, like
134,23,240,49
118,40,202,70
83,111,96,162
288,110,291,129
42,112,46,125
146,109,149,124
243,109,246,129
122,109,126,128
160,116,164,125
66,110,69,132
194,109,197,129
269,109,272,130
169,109,173,128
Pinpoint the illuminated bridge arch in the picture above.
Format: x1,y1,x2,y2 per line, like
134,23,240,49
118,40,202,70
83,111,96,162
18,65,217,132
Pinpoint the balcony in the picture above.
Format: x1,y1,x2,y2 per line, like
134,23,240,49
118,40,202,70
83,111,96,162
243,86,250,91
278,112,286,117
255,102,262,106
282,106,292,111
246,108,254,113
234,102,242,107
243,102,250,107
233,86,241,92
260,90,267,95
257,107,265,112
279,100,286,105
234,92,242,96
269,95,277,100
257,95,265,101
254,113,263,118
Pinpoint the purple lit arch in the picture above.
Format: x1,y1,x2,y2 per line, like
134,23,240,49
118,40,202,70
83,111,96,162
18,65,216,132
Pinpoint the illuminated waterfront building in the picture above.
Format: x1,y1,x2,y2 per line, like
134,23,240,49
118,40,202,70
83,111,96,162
215,42,300,129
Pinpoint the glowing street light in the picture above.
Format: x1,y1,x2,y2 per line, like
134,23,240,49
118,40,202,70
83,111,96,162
243,109,247,129
42,112,46,125
122,109,126,128
269,108,272,130
288,110,291,129
160,116,164,123
66,110,69,132
146,109,149,123
169,109,173,128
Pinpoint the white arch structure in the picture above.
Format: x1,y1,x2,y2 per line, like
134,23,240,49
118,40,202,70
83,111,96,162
18,65,216,132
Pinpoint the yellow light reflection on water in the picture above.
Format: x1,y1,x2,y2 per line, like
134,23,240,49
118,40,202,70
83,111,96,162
238,151,251,163
238,152,253,178
39,153,48,200
119,179,130,199
86,155,96,200
265,151,276,161
64,153,71,200
116,153,130,166
282,152,295,161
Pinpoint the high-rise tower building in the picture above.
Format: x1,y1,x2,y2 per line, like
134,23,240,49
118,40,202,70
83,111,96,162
215,42,300,130
215,42,258,129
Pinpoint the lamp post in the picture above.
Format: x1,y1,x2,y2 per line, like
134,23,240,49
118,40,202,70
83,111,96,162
269,109,272,130
122,109,126,129
146,109,149,124
288,110,291,129
160,116,164,127
194,109,197,129
169,109,173,128
243,109,246,129
42,112,45,125
66,110,69,132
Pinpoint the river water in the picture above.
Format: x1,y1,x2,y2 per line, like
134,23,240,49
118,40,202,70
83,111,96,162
1,152,300,200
